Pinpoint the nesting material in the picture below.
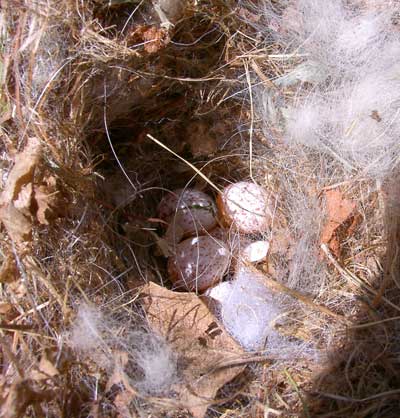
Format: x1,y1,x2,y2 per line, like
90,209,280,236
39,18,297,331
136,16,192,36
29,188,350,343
217,182,272,233
206,265,281,351
129,331,178,396
67,304,178,396
168,236,231,292
67,303,110,363
158,188,217,238
272,0,400,177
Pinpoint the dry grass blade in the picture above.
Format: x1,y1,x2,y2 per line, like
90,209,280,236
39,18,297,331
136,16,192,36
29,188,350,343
146,134,222,193
321,244,400,314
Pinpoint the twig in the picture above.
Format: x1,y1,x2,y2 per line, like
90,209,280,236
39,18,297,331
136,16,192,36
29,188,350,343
251,60,278,90
146,134,222,193
244,59,255,182
0,334,24,378
11,300,52,324
350,315,400,329
284,369,310,418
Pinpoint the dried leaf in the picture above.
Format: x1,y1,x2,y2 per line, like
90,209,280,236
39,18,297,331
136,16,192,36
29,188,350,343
186,121,218,157
143,26,168,53
0,302,12,315
114,391,137,418
30,355,59,381
106,351,130,392
106,351,138,418
39,356,58,377
13,183,33,216
6,281,26,299
320,189,357,257
0,138,41,203
0,255,17,283
141,282,245,418
0,137,42,243
128,25,169,54
34,176,59,225
0,203,33,243
237,6,261,23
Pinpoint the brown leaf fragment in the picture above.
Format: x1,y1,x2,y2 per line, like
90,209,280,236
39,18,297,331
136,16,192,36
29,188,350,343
34,176,60,225
106,351,138,418
0,138,41,203
114,391,137,418
320,189,357,258
106,351,130,392
13,183,33,216
30,355,59,381
0,203,33,243
237,6,261,23
141,282,245,418
0,302,12,315
0,255,17,283
128,25,169,54
39,356,58,377
143,26,169,53
0,137,42,244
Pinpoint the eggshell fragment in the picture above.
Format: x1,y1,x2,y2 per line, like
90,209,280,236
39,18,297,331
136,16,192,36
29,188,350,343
168,236,231,292
158,188,217,237
206,265,280,351
217,182,272,233
241,240,270,263
204,281,232,304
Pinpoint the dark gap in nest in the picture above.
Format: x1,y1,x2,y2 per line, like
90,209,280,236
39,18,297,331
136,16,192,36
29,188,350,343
208,367,257,416
93,1,159,33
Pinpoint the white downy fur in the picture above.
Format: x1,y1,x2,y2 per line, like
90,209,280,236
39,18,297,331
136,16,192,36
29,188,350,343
67,303,178,396
263,0,400,177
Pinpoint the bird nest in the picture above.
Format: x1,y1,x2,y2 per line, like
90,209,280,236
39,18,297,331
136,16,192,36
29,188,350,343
1,1,400,417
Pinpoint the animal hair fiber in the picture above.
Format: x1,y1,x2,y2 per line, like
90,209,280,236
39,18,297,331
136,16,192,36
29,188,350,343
67,303,178,396
260,0,400,178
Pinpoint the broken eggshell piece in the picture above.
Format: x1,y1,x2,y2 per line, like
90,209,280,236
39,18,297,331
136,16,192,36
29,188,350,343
217,181,272,234
158,188,217,238
168,235,231,292
241,240,270,263
206,265,280,351
225,236,270,272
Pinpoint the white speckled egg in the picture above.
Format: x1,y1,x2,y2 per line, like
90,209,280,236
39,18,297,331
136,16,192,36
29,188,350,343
168,236,231,292
217,182,272,234
158,188,217,238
